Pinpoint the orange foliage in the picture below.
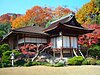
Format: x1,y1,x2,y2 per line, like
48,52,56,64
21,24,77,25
53,6,72,19
0,13,22,25
11,6,72,29
76,0,99,24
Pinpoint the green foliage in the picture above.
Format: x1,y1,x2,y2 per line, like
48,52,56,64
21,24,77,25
0,62,2,68
1,50,21,67
88,44,100,58
0,30,5,38
91,15,100,24
32,62,48,66
68,56,84,65
0,22,11,38
45,21,51,28
94,0,100,8
15,59,26,66
82,60,89,65
0,44,11,56
52,62,65,67
12,50,21,58
24,61,33,66
1,51,12,67
68,58,77,65
86,57,96,65
0,22,11,33
96,60,100,65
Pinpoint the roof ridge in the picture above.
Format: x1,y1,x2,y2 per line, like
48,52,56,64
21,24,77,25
50,13,74,24
12,25,43,31
12,26,32,31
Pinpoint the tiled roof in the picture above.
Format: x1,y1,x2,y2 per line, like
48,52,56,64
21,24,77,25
12,25,47,35
44,13,93,33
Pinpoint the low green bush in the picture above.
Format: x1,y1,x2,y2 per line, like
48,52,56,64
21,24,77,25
68,56,84,65
32,61,49,66
24,61,33,66
0,44,11,56
96,60,100,65
2,63,12,67
2,50,22,67
15,59,26,66
1,51,12,67
53,62,65,67
86,57,96,65
82,60,89,65
12,50,22,58
89,44,100,58
68,58,77,65
0,63,2,68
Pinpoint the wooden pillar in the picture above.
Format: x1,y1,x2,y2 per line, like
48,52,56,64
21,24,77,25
69,36,71,53
69,36,73,57
77,37,78,50
23,34,25,46
53,50,55,58
60,32,63,58
17,35,19,50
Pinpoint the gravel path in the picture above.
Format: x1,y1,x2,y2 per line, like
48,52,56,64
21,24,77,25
0,65,100,75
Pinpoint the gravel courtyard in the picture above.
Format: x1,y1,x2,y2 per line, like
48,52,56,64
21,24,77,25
0,65,100,75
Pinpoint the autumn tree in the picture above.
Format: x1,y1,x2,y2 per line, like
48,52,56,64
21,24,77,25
12,6,72,29
0,14,11,22
76,0,99,24
78,24,100,46
20,43,52,61
53,6,72,19
12,16,28,29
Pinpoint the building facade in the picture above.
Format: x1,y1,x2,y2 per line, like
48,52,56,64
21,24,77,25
1,13,93,58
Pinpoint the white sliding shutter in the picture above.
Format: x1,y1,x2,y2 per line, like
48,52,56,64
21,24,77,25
63,36,70,48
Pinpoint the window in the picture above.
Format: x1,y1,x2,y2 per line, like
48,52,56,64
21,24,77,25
71,37,77,48
63,36,70,48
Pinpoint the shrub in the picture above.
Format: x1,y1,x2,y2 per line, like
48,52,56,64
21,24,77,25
12,50,22,58
96,60,100,65
68,56,84,65
86,57,96,65
89,45,100,58
2,63,12,67
0,44,11,56
15,59,26,66
0,63,2,68
53,62,65,67
32,62,41,65
82,60,89,65
32,62,48,66
68,58,77,65
2,51,12,67
2,50,22,67
24,61,33,66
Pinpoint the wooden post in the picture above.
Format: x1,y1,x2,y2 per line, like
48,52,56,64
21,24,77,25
69,37,71,53
60,32,63,59
77,37,78,50
23,34,25,46
69,37,73,57
17,35,19,50
53,50,55,58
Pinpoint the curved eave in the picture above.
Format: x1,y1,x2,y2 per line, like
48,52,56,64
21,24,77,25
63,24,94,33
1,31,13,42
44,24,94,34
13,30,49,36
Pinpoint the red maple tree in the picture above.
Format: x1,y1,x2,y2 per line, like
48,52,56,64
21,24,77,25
78,24,100,46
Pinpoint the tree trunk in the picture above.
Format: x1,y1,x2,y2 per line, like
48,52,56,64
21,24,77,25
32,52,39,62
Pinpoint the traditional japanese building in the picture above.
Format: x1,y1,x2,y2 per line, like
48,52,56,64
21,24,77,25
1,13,93,58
